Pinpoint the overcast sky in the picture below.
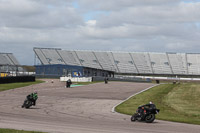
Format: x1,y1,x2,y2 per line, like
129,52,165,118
1,0,200,65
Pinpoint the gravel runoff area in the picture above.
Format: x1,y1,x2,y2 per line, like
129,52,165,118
0,79,200,133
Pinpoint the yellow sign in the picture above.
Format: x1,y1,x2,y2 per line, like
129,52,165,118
0,73,8,77
74,72,77,75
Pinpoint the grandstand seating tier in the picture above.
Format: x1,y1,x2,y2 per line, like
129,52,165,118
33,48,200,75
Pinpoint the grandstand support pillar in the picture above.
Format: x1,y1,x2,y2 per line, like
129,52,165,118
148,53,154,74
92,52,104,70
41,48,51,65
129,53,139,74
34,52,42,65
166,53,174,74
74,51,83,66
34,52,36,66
185,53,189,74
7,65,9,74
33,48,46,65
15,65,18,76
110,52,120,73
7,53,15,65
56,49,67,65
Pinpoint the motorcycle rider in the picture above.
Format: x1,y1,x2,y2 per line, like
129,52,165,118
22,91,38,108
131,101,159,123
66,79,72,88
146,101,156,109
137,101,156,117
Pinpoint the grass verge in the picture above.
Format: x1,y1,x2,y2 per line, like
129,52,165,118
115,83,200,125
0,128,45,133
0,80,44,92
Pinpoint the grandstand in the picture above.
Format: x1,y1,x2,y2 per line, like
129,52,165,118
34,48,114,78
0,53,25,77
34,48,200,77
0,53,36,83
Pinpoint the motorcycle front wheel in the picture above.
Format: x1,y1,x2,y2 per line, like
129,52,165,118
24,100,32,109
131,113,137,122
145,114,155,123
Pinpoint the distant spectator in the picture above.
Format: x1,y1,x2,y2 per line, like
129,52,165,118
104,77,108,84
156,80,160,84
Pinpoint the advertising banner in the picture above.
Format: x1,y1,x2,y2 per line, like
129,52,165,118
72,71,82,77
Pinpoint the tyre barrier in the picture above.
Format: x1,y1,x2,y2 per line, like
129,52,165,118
0,76,35,84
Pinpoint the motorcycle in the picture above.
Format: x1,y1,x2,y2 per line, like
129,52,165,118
21,95,34,109
131,105,160,123
22,99,33,109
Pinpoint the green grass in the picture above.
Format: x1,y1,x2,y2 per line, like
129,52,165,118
115,83,200,125
0,128,45,133
0,80,44,92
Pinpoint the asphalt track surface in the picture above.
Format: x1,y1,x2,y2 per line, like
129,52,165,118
0,79,200,133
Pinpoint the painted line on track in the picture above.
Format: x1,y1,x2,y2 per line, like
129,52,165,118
111,84,160,113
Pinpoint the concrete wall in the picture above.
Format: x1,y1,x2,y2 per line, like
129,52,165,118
60,77,92,82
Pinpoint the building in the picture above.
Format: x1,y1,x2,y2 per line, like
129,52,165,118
34,47,200,78
34,48,114,78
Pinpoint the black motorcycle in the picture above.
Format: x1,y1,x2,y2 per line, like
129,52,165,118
21,95,34,109
22,99,32,109
131,105,160,123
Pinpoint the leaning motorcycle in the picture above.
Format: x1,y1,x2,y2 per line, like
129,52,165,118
131,106,160,123
21,96,33,109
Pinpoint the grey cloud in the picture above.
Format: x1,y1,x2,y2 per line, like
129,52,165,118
96,2,200,28
0,26,80,45
0,0,41,15
35,0,74,5
0,0,83,28
78,0,181,11
1,0,200,65
79,22,199,41
79,24,158,39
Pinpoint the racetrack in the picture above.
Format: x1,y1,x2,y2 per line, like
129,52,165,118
0,79,200,133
